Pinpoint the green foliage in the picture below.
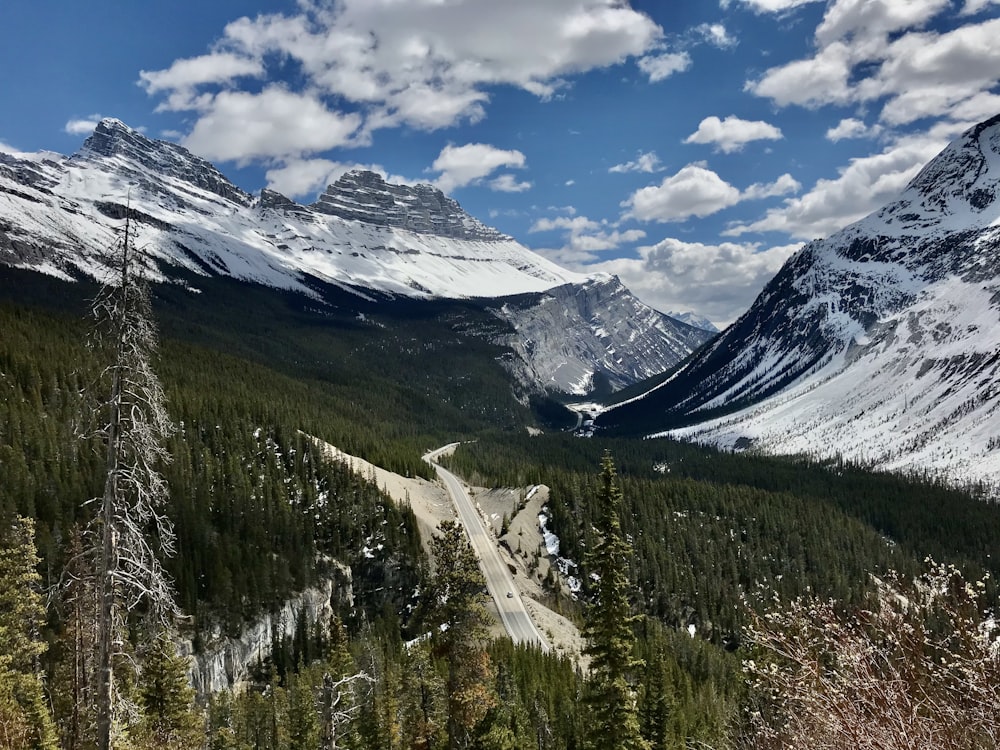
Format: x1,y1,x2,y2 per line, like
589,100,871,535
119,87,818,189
582,454,648,750
427,521,496,749
0,517,58,750
133,633,202,750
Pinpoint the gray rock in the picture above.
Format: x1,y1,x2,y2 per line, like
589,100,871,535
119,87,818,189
312,170,508,241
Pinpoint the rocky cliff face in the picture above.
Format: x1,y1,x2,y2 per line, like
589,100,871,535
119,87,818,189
496,276,714,394
182,563,353,696
599,114,1000,486
312,170,507,241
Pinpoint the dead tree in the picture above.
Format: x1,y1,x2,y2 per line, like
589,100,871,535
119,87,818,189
87,209,177,750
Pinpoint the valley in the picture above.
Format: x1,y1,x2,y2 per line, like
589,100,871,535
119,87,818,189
2,112,1000,749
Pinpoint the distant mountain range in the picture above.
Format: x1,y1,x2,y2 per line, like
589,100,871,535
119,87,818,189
600,114,1000,487
0,118,713,397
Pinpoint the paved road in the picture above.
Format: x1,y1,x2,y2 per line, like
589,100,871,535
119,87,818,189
425,445,549,652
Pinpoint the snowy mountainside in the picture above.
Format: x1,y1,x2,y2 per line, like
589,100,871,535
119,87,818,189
0,119,578,298
0,118,710,395
599,113,1000,486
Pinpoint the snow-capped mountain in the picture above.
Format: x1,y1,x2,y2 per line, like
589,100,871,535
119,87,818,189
0,118,710,395
599,113,1000,486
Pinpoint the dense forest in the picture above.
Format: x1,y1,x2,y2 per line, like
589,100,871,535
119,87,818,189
2,264,999,749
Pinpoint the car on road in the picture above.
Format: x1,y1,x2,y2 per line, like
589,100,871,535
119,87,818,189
506,591,514,598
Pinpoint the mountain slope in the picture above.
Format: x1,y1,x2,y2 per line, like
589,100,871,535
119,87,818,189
0,118,710,397
599,114,1000,486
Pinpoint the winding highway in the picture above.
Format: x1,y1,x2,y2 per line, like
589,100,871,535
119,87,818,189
424,445,549,652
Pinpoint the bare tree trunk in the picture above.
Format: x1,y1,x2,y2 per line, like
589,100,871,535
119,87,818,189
87,209,177,750
96,214,129,750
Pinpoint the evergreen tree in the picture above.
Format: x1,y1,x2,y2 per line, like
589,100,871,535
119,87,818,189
0,516,58,750
428,520,496,749
582,453,649,750
134,633,202,750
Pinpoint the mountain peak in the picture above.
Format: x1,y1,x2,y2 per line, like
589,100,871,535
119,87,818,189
75,118,252,207
878,113,1000,231
311,170,508,241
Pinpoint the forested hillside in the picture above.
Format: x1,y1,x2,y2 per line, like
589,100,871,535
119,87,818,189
3,265,1000,748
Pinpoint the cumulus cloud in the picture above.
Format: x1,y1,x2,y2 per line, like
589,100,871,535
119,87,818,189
138,53,263,99
622,164,799,223
825,117,881,141
743,173,802,200
961,0,1000,14
182,87,362,163
64,115,105,135
684,115,784,153
724,133,946,240
490,174,533,193
529,213,646,255
430,143,527,194
746,1,1000,133
141,0,662,155
623,165,742,222
638,52,692,82
724,0,823,12
609,151,663,173
697,23,738,48
585,238,803,325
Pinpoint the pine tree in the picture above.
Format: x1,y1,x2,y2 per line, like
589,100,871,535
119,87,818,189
582,453,649,750
134,633,202,750
0,516,59,750
428,520,496,749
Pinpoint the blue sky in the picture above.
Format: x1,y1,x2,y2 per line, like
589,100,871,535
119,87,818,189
2,0,999,324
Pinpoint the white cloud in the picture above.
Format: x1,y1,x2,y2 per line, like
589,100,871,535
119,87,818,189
816,0,951,47
697,23,737,49
825,117,881,141
638,52,692,82
430,143,527,193
530,214,645,254
586,238,803,325
182,87,362,163
683,115,784,153
181,0,661,135
726,0,823,12
746,42,854,107
264,158,413,199
961,0,1000,14
565,179,576,186
64,115,105,135
746,1,1000,134
743,173,802,200
623,164,800,223
490,174,533,193
724,133,946,239
609,151,662,173
138,53,263,96
0,140,19,154
623,164,742,222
